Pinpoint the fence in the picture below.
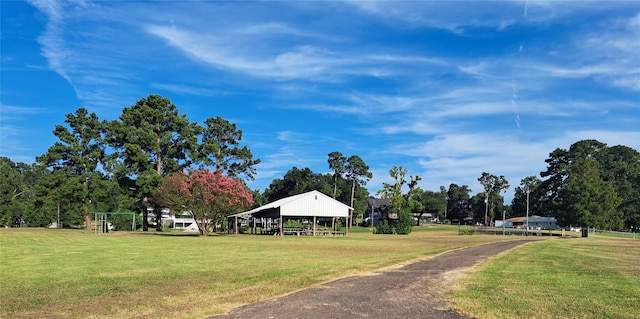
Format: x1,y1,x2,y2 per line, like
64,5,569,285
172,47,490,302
474,226,637,239
592,229,638,240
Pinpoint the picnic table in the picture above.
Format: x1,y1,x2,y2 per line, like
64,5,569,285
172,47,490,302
283,228,309,236
260,228,346,236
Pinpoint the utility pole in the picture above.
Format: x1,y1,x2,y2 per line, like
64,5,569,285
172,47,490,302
526,185,530,236
502,210,505,235
444,196,448,221
484,192,489,228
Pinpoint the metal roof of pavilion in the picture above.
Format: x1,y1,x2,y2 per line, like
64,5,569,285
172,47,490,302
230,190,352,219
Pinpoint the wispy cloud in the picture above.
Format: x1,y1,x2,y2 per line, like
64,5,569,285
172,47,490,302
276,131,302,142
614,77,640,90
150,83,228,97
27,0,68,80
341,0,529,34
0,104,49,118
281,103,369,117
393,132,556,193
26,1,162,111
146,24,376,82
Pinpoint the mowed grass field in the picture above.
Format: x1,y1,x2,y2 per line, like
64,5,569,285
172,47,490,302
0,226,510,319
1,227,637,319
452,237,640,319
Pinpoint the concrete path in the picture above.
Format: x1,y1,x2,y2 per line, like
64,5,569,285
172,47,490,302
210,240,529,319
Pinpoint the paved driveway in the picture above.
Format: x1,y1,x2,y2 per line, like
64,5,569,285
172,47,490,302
210,240,529,319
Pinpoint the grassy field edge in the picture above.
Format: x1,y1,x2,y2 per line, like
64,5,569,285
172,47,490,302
450,238,640,319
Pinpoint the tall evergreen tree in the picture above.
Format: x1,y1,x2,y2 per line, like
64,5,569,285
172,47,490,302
36,108,105,229
540,139,608,216
447,183,472,223
600,145,640,231
345,155,372,227
327,151,347,199
540,139,636,230
105,95,201,231
196,116,260,180
557,158,622,229
0,158,33,227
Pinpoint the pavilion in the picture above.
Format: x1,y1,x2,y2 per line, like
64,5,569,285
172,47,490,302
228,190,353,236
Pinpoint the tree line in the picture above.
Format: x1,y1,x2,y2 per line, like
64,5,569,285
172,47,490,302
1,95,261,231
433,140,639,231
0,95,375,233
1,94,638,232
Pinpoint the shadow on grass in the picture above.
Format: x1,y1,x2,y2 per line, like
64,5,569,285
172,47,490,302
133,230,208,237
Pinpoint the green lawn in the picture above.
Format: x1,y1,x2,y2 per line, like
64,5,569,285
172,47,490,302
2,228,636,319
0,226,507,319
451,238,640,319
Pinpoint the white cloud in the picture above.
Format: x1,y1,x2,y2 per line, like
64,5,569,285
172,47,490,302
614,76,640,90
0,104,49,118
276,131,298,142
28,0,68,80
340,0,599,34
284,103,369,117
145,24,356,82
376,121,444,135
385,132,561,199
565,130,640,151
150,83,227,97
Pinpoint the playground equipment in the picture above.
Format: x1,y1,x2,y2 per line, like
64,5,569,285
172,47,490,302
92,212,137,233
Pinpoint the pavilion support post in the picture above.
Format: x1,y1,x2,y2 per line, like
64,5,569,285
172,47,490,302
234,216,238,234
313,216,317,236
345,216,349,236
332,217,335,236
279,217,283,236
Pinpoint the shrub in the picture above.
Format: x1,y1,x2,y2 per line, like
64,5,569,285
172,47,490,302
459,228,476,235
375,220,393,234
109,213,142,231
394,211,413,235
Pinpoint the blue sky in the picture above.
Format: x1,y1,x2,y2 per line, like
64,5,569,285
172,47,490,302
2,1,640,203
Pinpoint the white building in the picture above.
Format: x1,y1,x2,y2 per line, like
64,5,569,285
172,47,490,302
229,190,353,236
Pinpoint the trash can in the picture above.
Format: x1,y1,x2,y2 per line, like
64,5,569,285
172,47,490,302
581,228,588,238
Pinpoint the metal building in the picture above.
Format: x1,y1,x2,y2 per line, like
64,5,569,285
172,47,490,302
228,190,353,236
